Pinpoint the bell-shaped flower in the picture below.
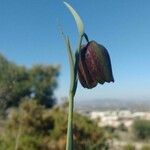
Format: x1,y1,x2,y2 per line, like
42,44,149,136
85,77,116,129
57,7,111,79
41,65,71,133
78,41,114,89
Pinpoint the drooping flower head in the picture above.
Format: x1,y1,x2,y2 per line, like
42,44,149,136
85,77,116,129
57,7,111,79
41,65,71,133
78,41,114,89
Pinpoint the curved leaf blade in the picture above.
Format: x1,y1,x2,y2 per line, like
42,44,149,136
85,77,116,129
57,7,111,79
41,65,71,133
64,1,84,36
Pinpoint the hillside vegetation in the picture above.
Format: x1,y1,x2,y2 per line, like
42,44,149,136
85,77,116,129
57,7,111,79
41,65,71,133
0,100,108,150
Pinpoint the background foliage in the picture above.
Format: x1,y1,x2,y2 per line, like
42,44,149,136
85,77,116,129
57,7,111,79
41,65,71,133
0,54,59,115
0,100,108,150
0,53,108,150
132,119,150,140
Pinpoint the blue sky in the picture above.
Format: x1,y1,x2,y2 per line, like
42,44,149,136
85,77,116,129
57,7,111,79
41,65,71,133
0,0,150,102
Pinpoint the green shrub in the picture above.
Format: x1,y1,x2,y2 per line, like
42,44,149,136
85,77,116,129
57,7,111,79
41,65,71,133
141,145,150,150
0,53,59,113
132,119,150,140
0,100,108,150
118,123,128,132
123,144,135,150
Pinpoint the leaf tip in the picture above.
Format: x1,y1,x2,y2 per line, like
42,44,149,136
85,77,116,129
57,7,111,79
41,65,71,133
63,1,84,36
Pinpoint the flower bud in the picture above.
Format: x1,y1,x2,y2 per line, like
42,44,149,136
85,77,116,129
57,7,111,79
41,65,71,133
78,41,114,89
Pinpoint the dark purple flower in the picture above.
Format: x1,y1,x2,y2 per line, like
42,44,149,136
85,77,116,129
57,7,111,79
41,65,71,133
78,41,114,89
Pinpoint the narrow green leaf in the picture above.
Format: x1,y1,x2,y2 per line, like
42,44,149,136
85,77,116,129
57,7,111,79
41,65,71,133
66,37,74,73
67,39,78,96
64,1,84,36
59,24,75,64
67,37,75,67
66,37,76,93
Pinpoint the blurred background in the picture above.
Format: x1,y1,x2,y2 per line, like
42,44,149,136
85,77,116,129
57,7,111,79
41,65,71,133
0,0,150,149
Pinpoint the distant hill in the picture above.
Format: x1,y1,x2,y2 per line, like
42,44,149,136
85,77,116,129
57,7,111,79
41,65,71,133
75,99,150,112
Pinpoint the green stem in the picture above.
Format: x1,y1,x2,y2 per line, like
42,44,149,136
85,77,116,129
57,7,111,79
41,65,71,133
66,93,74,150
83,33,89,43
66,35,83,150
77,35,83,53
